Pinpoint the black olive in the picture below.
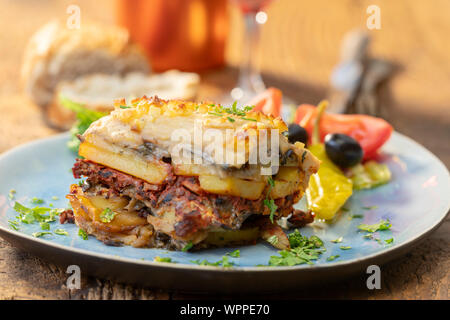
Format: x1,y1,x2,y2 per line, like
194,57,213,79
324,133,363,167
287,124,308,145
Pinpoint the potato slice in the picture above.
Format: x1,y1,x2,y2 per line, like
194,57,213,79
269,167,303,199
68,187,147,233
199,175,265,200
199,175,231,193
86,196,145,227
79,142,169,184
204,227,259,246
88,194,128,211
275,167,301,182
173,164,209,176
84,194,146,227
270,180,299,199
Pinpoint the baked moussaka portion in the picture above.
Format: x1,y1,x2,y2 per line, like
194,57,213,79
67,96,320,250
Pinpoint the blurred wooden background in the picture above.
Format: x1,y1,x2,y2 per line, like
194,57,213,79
0,0,448,299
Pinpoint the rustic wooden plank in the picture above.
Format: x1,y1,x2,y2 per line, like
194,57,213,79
0,219,447,300
172,220,449,300
0,239,69,299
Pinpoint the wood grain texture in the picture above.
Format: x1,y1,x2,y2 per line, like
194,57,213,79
0,0,448,300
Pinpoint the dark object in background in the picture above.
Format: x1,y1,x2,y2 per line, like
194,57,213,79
287,123,308,145
324,133,363,168
329,30,396,117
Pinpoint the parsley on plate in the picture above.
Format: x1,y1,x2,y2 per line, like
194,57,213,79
358,219,392,233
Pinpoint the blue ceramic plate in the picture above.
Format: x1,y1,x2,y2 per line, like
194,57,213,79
0,132,448,293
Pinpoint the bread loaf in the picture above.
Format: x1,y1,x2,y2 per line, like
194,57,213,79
48,71,200,129
21,20,150,108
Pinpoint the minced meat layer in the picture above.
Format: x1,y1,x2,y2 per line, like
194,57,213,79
72,159,300,238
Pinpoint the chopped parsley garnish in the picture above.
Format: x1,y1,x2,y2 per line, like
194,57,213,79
40,222,50,230
362,206,378,210
294,233,320,247
13,202,61,225
340,246,352,250
190,259,216,266
227,249,240,258
8,189,16,200
331,237,343,243
191,256,234,268
363,234,383,244
10,199,66,235
154,256,174,263
340,207,350,212
99,208,117,223
187,250,241,266
309,235,324,248
269,230,325,266
327,255,340,262
60,94,107,152
45,209,61,223
119,105,131,109
208,111,223,117
78,228,88,240
231,101,238,113
349,214,364,220
385,238,394,244
265,177,278,223
182,241,193,252
11,197,69,235
205,101,255,122
32,231,52,238
220,256,234,267
287,229,305,247
287,230,324,248
8,220,19,231
358,219,392,233
264,199,277,224
30,197,44,204
54,229,69,236
268,246,325,266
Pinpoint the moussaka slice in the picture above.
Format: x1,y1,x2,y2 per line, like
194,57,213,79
67,96,320,250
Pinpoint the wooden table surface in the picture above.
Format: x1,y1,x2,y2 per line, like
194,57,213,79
0,0,448,300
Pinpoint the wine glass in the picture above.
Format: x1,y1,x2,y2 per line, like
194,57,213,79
221,0,274,105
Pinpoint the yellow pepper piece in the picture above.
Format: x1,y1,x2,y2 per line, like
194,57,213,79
350,161,391,190
306,144,353,220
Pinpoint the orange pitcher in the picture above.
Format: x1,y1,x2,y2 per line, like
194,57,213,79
116,0,229,72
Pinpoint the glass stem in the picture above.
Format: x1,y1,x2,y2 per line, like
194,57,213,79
238,12,265,94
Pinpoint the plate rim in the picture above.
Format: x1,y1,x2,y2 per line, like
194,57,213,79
0,131,449,274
